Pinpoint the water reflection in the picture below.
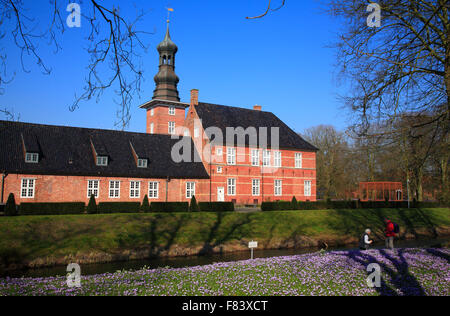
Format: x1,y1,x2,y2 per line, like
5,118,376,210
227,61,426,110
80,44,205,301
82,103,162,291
3,238,448,279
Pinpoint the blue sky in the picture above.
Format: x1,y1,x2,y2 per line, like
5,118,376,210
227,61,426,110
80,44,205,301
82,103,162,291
1,0,349,134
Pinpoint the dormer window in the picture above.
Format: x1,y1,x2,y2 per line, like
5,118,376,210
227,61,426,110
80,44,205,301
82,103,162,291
137,158,148,168
97,156,108,166
25,153,39,164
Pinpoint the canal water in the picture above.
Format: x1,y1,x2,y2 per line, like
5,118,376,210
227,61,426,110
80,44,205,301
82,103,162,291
3,238,448,279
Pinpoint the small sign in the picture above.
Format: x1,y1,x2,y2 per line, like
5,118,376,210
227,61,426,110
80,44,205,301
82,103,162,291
248,241,258,249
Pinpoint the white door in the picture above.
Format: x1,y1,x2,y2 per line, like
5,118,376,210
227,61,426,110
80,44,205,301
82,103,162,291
217,187,225,202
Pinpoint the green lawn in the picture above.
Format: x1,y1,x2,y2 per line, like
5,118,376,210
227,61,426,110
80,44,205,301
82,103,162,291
0,208,449,269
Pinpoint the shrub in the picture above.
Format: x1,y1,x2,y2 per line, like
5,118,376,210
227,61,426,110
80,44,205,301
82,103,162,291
141,195,150,213
198,202,235,212
150,202,189,213
189,196,199,212
87,195,97,214
291,197,298,210
5,193,18,216
97,202,141,214
19,202,85,215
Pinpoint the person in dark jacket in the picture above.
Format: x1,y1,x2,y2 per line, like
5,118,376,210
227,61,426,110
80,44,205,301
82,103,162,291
385,219,395,250
359,229,373,250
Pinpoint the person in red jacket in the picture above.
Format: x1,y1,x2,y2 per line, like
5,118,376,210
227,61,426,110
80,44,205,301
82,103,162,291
385,219,395,250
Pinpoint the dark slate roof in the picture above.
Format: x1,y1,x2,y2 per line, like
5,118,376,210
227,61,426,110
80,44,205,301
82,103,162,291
195,102,318,151
0,121,209,179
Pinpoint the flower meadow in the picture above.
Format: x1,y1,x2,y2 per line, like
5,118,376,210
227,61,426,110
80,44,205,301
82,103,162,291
0,248,448,296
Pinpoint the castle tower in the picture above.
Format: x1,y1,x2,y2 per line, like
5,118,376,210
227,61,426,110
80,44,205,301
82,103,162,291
153,21,180,101
140,15,189,135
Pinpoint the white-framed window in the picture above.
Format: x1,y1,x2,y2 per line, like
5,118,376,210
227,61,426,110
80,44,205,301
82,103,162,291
148,182,159,199
184,129,190,137
168,122,176,135
109,181,120,199
263,150,271,167
138,159,148,168
304,180,312,197
251,149,260,166
227,178,236,196
194,128,200,138
217,166,223,174
150,108,154,116
274,151,282,167
186,182,195,199
216,148,223,156
87,180,99,198
96,156,108,166
295,153,303,169
252,179,260,196
150,123,154,134
130,181,141,198
21,178,35,198
169,106,175,116
274,180,282,196
227,147,236,165
25,153,39,164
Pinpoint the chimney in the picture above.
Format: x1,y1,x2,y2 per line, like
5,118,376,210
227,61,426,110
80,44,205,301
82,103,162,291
253,105,262,111
190,89,199,106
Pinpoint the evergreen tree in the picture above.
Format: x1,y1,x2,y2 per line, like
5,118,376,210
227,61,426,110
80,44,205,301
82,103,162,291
189,195,199,212
86,195,97,214
291,196,298,210
5,193,18,216
141,195,150,213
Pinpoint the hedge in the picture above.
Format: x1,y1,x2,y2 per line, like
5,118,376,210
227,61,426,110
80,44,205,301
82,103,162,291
198,202,235,212
149,202,189,213
19,203,86,215
262,200,444,211
97,202,141,214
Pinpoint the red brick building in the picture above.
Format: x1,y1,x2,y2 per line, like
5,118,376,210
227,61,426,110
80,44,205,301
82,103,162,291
0,22,317,206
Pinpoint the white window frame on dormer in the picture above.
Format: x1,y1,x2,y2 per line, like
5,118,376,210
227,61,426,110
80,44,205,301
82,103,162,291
87,180,99,198
251,149,260,167
129,181,141,199
227,147,236,165
137,159,148,168
169,106,175,116
109,180,120,199
96,156,108,166
274,151,282,168
168,122,176,135
295,153,303,169
21,178,35,198
25,153,39,164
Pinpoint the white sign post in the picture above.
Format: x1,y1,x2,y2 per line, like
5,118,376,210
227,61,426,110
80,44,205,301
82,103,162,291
248,240,258,260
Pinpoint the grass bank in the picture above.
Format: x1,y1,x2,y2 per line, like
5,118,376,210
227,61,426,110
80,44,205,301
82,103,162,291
1,248,449,296
0,208,449,270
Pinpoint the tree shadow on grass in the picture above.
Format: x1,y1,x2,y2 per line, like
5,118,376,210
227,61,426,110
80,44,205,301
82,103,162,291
347,249,426,296
425,248,450,264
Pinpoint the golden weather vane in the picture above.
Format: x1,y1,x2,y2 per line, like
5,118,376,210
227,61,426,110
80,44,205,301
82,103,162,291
167,7,174,23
